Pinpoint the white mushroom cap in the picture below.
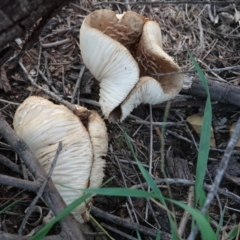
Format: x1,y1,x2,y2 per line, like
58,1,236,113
109,76,172,122
86,110,108,188
80,10,184,123
109,20,184,122
135,20,184,96
13,96,108,223
80,10,146,119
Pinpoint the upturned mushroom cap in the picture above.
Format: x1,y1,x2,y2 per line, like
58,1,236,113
80,9,147,119
13,96,108,223
80,10,184,122
109,21,184,122
109,76,173,122
86,110,108,188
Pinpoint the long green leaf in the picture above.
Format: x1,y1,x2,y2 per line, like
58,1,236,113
156,230,161,240
215,206,226,237
31,193,91,240
168,199,216,240
124,132,179,240
32,176,115,239
136,231,142,240
85,188,157,198
188,52,212,207
228,225,240,239
124,133,164,201
0,199,22,214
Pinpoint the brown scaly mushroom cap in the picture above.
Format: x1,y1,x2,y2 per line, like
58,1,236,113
13,96,108,223
80,9,184,122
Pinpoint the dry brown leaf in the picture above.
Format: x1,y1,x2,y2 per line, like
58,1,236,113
0,69,11,92
187,114,215,147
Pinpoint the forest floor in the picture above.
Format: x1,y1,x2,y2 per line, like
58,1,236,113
0,1,240,239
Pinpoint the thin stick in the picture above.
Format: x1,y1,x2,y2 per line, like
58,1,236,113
38,69,59,94
132,115,150,137
101,223,138,240
123,0,131,11
109,144,139,223
0,99,20,105
43,51,52,85
133,119,185,126
0,154,23,175
0,174,40,192
178,186,194,237
187,117,240,240
132,178,240,205
145,105,153,220
41,39,71,48
19,61,76,111
91,206,171,239
18,142,62,239
71,66,85,104
35,45,42,81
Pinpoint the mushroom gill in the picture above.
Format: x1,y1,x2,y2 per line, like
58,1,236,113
80,10,184,122
80,10,143,119
13,96,108,223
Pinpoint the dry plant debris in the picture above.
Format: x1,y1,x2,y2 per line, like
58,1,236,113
0,0,240,239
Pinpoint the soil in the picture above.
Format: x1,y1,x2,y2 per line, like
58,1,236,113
0,1,240,239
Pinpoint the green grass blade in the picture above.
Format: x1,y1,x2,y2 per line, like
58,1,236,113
85,188,157,198
32,176,116,239
0,199,22,214
90,215,114,240
188,52,212,207
136,231,142,240
31,193,91,240
228,225,240,239
156,230,161,240
124,132,179,240
168,199,216,240
215,206,226,237
124,133,165,203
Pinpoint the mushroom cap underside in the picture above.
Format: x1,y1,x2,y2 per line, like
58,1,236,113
80,10,184,122
13,96,108,223
80,20,140,118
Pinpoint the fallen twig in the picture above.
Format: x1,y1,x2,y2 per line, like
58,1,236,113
178,186,194,237
17,142,62,239
0,174,39,192
0,154,23,175
19,61,76,112
181,76,240,108
91,206,171,240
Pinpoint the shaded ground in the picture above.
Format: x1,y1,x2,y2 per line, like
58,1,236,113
0,0,240,239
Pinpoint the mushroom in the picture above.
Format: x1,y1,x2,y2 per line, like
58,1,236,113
80,10,184,122
13,96,108,223
80,9,145,119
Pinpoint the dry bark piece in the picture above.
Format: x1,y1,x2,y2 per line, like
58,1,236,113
181,76,240,108
0,0,71,50
13,96,108,223
79,10,184,122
